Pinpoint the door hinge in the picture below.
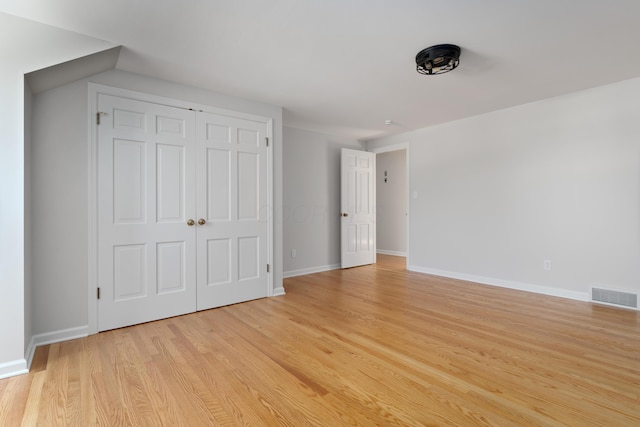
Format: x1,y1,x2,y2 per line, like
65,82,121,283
97,287,101,299
265,137,269,147
267,264,270,273
96,111,106,125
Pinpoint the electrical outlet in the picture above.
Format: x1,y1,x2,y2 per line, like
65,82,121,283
543,260,552,271
291,249,296,258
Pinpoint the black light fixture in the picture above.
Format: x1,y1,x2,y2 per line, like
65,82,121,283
416,44,461,75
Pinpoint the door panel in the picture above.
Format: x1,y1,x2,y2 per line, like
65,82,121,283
207,238,231,284
196,112,268,310
238,151,259,219
114,108,145,130
157,241,186,294
238,236,259,280
238,128,259,146
156,143,185,222
113,244,146,300
157,115,186,136
206,148,231,220
98,94,197,331
113,139,146,223
341,148,375,268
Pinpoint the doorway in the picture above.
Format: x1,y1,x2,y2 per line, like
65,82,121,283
373,144,409,265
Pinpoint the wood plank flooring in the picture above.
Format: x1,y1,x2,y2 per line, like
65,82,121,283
1,254,639,426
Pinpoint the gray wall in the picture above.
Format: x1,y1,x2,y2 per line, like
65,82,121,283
0,12,114,374
283,126,363,276
31,78,92,334
367,76,640,299
30,69,283,336
376,149,407,255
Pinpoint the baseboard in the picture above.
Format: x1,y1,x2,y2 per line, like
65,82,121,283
25,325,89,370
283,263,341,278
272,286,286,297
25,336,37,371
31,325,89,348
0,358,28,380
408,265,590,302
377,249,407,257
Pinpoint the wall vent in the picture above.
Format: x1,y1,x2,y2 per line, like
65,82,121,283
591,287,638,310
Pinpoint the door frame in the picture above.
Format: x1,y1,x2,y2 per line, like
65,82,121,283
87,83,274,335
370,142,410,269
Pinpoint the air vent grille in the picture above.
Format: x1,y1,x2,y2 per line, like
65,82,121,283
591,287,638,309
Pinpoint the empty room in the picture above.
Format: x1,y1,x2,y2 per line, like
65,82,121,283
1,1,639,425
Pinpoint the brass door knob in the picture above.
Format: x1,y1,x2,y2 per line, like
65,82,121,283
187,219,195,226
198,218,206,225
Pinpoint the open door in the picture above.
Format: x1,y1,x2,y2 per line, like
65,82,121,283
341,148,375,268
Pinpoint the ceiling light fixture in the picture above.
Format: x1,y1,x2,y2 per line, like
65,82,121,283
415,44,461,75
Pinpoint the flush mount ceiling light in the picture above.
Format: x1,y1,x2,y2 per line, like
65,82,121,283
416,44,461,75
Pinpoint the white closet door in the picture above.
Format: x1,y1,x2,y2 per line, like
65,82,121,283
195,111,269,310
97,94,197,331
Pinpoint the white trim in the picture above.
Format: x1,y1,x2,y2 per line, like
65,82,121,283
266,118,274,297
370,142,409,154
408,265,590,302
31,326,89,348
25,326,89,370
0,359,28,380
87,83,275,334
377,249,407,257
589,299,639,311
87,84,99,335
283,263,341,278
25,338,37,370
272,286,286,297
370,142,410,269
372,151,377,264
88,83,270,123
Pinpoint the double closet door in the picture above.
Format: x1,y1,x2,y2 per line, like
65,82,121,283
97,93,269,331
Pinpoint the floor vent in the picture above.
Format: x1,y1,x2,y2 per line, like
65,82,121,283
591,287,638,310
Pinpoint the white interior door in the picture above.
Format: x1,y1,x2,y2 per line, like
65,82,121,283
341,148,375,268
97,94,197,331
195,112,269,310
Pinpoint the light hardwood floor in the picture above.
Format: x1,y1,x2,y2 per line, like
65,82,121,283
1,255,639,426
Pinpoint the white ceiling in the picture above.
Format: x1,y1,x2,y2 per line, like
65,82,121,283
3,0,640,141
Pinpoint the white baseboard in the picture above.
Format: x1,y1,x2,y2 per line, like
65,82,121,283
283,263,341,278
25,325,89,370
0,358,28,380
25,337,37,371
408,265,589,302
377,249,407,257
272,286,286,297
